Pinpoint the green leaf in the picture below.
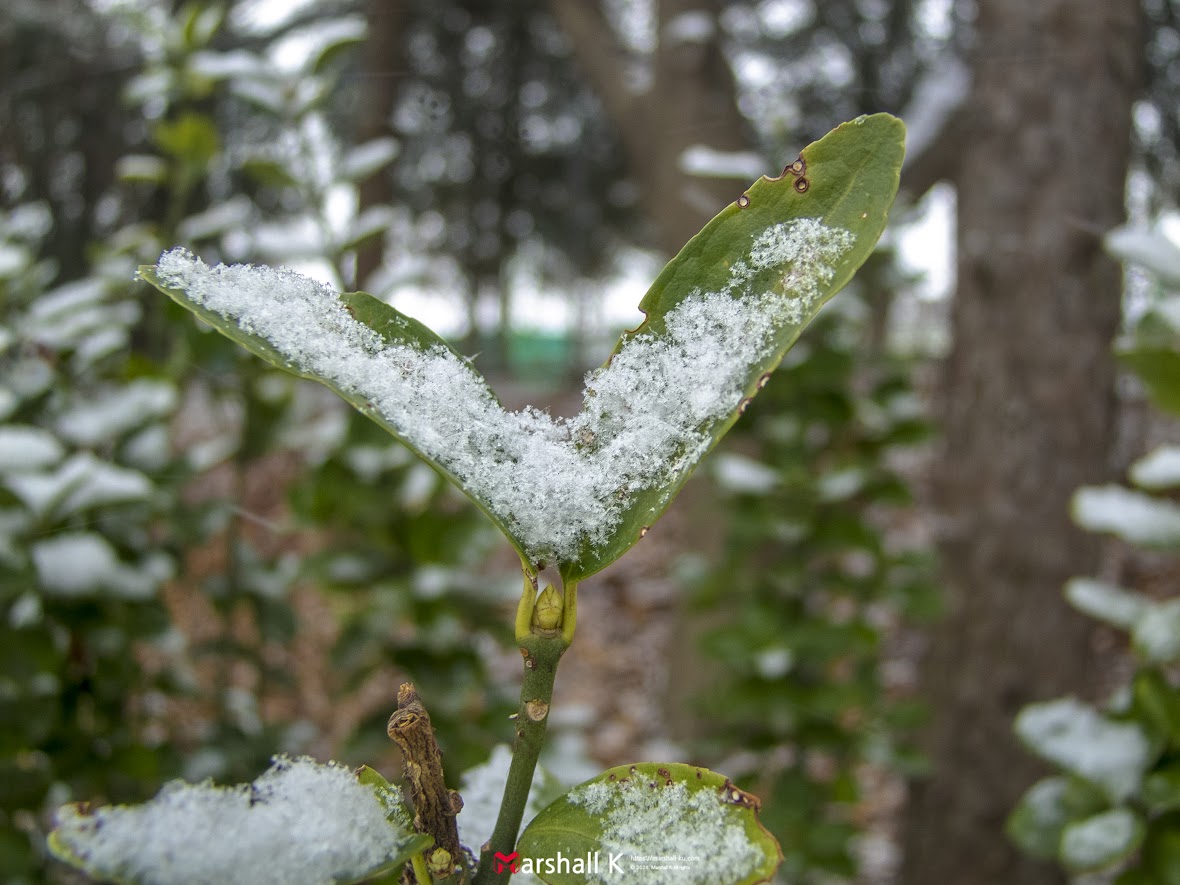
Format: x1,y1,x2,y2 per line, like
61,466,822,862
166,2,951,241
1144,761,1180,813
140,115,904,582
1120,347,1180,417
516,762,781,885
48,756,430,885
1132,669,1180,749
1059,807,1145,873
1143,812,1180,885
1006,777,1074,860
1006,775,1109,861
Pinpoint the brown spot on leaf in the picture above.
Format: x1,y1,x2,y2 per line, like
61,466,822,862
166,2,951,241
737,194,751,209
794,177,810,193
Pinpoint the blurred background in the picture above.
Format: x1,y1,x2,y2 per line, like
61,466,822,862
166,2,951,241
1,1,1178,883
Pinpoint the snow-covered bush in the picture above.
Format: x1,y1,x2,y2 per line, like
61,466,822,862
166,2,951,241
1006,222,1180,879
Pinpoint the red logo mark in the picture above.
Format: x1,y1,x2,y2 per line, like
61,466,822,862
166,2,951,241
493,851,519,873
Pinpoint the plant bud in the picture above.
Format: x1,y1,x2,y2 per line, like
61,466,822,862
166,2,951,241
532,584,563,631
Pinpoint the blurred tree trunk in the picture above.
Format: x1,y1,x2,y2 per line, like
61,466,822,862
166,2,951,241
900,3,1140,884
547,0,752,256
353,0,407,289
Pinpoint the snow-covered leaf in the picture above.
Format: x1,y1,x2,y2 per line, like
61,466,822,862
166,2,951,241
1131,445,1180,491
140,115,905,582
1072,484,1180,548
1059,807,1145,873
48,756,429,885
31,532,172,600
1005,777,1073,860
0,425,65,473
1133,600,1180,664
516,763,781,885
339,138,400,181
1064,578,1150,631
1105,224,1180,287
4,453,153,518
1014,698,1152,802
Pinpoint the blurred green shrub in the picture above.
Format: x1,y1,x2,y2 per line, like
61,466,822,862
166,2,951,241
687,263,938,882
1007,223,1180,880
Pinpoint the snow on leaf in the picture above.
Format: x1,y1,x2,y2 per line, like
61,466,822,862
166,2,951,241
1072,484,1180,548
1105,223,1180,287
1132,599,1180,664
1064,577,1149,630
1014,698,1152,802
49,756,426,885
1131,445,1180,491
147,219,854,568
0,425,65,473
519,763,780,885
1058,807,1144,873
4,453,153,518
31,532,171,600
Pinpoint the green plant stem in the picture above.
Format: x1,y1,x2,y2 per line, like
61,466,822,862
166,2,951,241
410,851,432,885
472,582,576,885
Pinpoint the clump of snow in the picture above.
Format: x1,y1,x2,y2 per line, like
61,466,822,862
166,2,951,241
152,220,854,565
455,745,552,860
1059,808,1142,871
1132,599,1180,664
567,777,761,885
31,532,172,599
1131,445,1180,491
1105,224,1180,287
1014,698,1151,802
0,425,64,472
1064,578,1148,630
52,756,415,885
1072,484,1180,548
4,452,153,518
56,380,176,446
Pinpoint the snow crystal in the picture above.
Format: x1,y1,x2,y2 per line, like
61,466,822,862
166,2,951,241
52,756,414,885
1131,445,1180,491
566,777,761,885
1014,698,1151,802
0,425,64,472
1059,808,1141,871
1064,578,1147,630
1072,484,1180,548
151,219,854,565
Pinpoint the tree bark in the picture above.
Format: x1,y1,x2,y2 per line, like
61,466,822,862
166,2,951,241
353,0,406,289
900,3,1141,884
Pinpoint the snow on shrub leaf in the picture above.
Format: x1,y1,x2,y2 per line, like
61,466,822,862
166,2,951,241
140,114,904,582
1071,484,1180,549
48,756,430,885
1014,699,1152,803
1059,807,1145,873
1005,776,1074,860
515,762,781,885
1064,577,1150,631
1131,445,1180,491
